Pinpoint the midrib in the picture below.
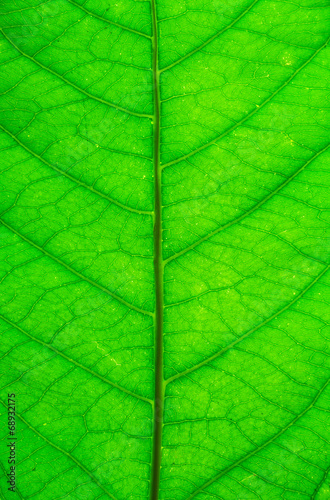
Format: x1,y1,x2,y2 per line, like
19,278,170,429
150,0,164,498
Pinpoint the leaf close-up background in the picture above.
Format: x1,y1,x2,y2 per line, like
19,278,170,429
0,0,329,498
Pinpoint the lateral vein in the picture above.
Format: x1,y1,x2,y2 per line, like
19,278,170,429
0,124,153,216
166,263,329,384
150,0,164,498
0,313,152,404
65,0,152,39
0,400,120,500
311,463,330,499
159,0,260,73
161,37,329,169
0,218,153,317
164,144,330,265
182,375,330,500
0,29,153,119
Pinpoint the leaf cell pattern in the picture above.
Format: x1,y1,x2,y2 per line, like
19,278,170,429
0,0,329,499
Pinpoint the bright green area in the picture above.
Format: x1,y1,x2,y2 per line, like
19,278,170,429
0,0,329,499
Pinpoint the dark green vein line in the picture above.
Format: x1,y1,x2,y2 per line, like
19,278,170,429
233,26,316,50
182,375,330,500
0,400,119,500
159,0,259,73
311,463,330,500
0,218,153,317
161,36,329,169
238,224,328,266
166,263,329,384
150,0,164,498
0,313,152,404
238,465,312,495
0,29,153,119
307,406,330,414
164,143,330,265
65,0,152,39
0,461,24,499
0,124,153,216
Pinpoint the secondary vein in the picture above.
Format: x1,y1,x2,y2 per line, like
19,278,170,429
166,263,330,384
0,29,153,120
159,0,260,73
164,143,330,265
311,463,330,499
150,0,164,498
0,218,153,317
0,312,152,404
0,400,120,500
161,36,329,169
182,375,330,500
0,124,153,216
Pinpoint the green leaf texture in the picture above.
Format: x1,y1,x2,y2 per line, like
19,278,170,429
0,0,329,499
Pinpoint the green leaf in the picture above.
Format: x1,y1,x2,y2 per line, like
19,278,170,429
0,0,329,499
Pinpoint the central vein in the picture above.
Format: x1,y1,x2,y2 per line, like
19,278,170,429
150,0,163,498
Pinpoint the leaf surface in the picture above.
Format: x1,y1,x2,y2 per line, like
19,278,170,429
0,0,329,499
